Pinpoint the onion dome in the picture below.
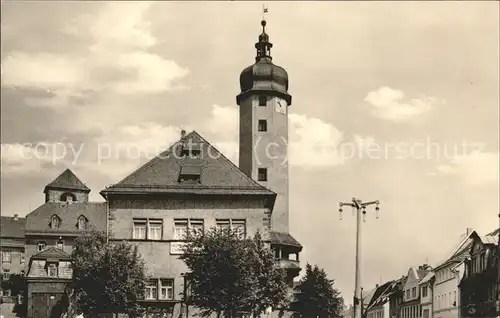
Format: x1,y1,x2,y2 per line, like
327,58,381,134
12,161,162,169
236,20,292,105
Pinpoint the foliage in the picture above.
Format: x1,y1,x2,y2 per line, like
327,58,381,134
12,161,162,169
1,273,26,297
180,228,289,317
290,263,344,318
70,229,147,317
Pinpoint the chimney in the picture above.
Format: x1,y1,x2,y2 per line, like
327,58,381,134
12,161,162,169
376,284,379,288
13,214,18,221
466,228,473,235
180,130,186,140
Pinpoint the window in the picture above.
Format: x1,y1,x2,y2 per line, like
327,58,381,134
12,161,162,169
159,279,174,300
412,287,416,298
232,219,246,239
422,286,428,297
189,219,204,236
50,215,61,228
145,280,158,300
133,219,147,239
47,263,58,277
60,192,76,202
134,219,163,240
258,120,267,132
148,220,163,240
77,215,88,230
258,168,267,181
20,253,25,265
56,240,64,250
4,289,11,297
216,219,230,232
178,165,202,183
37,241,47,251
2,251,12,263
259,95,267,106
406,289,410,299
216,219,247,239
174,219,204,239
174,219,189,240
2,269,10,280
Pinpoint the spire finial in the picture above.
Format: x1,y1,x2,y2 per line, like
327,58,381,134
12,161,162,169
255,4,272,61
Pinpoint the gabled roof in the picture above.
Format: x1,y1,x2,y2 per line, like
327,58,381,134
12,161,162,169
418,272,434,285
101,131,275,198
25,202,107,234
31,247,71,261
366,281,394,309
44,168,90,193
0,216,25,238
434,229,475,271
481,228,499,245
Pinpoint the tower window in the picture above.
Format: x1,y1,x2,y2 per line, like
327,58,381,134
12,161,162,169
259,96,267,106
258,120,267,132
258,168,268,181
60,192,76,202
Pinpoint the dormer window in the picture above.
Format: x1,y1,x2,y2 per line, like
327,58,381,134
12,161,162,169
60,192,76,202
180,141,201,158
178,166,201,183
50,215,61,229
47,263,58,277
77,215,88,230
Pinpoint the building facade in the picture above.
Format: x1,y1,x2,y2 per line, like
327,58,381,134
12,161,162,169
433,229,474,318
23,169,107,318
459,229,499,318
418,272,434,318
1,214,26,294
400,265,432,318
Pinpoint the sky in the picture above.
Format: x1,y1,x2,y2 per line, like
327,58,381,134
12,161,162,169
1,1,499,303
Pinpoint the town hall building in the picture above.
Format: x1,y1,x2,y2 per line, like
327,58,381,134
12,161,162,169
15,17,303,318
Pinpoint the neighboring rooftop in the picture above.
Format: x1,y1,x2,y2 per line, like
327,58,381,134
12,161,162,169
25,202,107,234
44,168,90,193
0,215,25,238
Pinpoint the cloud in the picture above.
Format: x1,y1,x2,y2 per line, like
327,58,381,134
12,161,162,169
431,152,499,185
1,2,188,109
1,105,373,178
364,87,441,122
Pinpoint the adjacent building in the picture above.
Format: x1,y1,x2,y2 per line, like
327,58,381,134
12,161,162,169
459,229,499,318
366,281,395,318
23,169,107,318
418,272,434,318
1,214,26,295
400,265,432,318
433,228,474,318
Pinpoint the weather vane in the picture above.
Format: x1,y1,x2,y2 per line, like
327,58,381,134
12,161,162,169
262,4,268,20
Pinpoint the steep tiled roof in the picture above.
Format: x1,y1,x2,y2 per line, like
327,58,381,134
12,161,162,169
367,281,394,309
416,269,431,281
434,229,475,271
31,247,71,261
419,272,434,285
0,216,25,238
363,288,376,306
25,202,107,234
269,231,302,248
101,131,275,197
44,168,90,193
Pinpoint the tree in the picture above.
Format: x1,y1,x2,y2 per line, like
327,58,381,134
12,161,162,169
180,229,289,317
69,229,147,317
291,263,344,318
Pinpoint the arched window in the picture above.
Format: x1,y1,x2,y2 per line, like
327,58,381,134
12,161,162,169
60,192,76,202
50,215,61,229
77,215,88,230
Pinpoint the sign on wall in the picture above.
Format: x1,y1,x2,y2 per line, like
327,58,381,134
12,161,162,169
170,242,188,255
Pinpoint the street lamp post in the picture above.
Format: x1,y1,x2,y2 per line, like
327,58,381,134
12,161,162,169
339,198,380,318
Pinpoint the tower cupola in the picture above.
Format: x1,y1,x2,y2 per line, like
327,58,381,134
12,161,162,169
237,19,291,105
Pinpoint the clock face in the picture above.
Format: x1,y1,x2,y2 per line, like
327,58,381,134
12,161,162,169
274,98,287,115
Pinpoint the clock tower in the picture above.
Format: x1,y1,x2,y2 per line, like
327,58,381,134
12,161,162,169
237,19,293,235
